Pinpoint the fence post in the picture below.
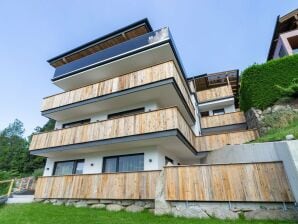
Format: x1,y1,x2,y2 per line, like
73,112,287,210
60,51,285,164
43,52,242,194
7,179,14,197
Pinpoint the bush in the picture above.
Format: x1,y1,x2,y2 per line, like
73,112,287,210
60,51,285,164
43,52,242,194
262,109,298,129
32,168,44,178
240,54,298,111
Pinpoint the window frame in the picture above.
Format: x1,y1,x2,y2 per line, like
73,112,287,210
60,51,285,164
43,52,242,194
212,108,225,115
102,153,144,173
52,159,85,176
107,108,145,119
62,119,91,129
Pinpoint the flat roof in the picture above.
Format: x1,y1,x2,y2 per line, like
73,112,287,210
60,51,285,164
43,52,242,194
48,18,153,67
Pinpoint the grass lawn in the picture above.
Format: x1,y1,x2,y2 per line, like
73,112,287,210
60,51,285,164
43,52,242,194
253,119,298,143
0,203,296,224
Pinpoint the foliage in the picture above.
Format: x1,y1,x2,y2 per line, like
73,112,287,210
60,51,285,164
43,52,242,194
0,204,293,224
0,119,55,178
32,168,44,179
0,182,10,196
261,109,298,129
275,78,298,98
254,118,298,143
239,54,298,111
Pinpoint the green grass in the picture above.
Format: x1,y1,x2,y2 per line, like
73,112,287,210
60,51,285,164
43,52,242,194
0,203,295,224
254,119,298,143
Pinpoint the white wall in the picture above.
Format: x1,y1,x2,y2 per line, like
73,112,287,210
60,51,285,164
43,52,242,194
55,101,159,129
43,145,180,176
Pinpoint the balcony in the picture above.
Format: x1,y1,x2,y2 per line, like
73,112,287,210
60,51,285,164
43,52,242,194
197,85,233,103
200,111,247,134
41,61,195,124
30,107,258,156
51,28,185,91
195,129,259,152
30,107,198,160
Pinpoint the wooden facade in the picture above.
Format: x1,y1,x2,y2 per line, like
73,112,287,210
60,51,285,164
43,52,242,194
30,106,257,152
30,107,195,151
197,85,233,103
35,171,160,199
165,162,294,202
195,129,258,152
41,61,195,118
200,112,246,129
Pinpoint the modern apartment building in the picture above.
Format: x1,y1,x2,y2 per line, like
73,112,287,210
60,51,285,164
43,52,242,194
268,8,298,60
29,19,258,177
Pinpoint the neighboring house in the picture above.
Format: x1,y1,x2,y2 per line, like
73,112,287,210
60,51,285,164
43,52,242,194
267,8,298,60
29,19,258,176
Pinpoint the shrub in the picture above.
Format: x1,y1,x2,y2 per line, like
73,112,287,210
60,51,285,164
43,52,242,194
32,168,44,179
262,109,298,129
240,54,298,111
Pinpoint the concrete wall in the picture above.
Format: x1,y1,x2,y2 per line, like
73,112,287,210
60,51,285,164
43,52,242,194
273,30,298,59
43,146,181,176
202,140,298,202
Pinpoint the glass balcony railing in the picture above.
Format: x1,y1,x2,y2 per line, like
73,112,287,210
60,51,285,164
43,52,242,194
52,28,174,81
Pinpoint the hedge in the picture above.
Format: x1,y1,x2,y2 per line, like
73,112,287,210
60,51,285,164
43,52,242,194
240,54,298,111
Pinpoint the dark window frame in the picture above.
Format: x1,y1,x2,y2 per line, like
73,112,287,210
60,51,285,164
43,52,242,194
165,156,174,165
213,108,225,115
102,153,144,173
107,108,145,119
62,119,91,129
53,159,85,176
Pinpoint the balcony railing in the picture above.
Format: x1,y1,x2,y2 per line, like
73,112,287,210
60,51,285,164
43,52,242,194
30,107,258,152
52,28,173,81
200,111,246,129
30,107,195,151
197,85,233,103
35,170,160,200
195,129,259,152
41,61,195,119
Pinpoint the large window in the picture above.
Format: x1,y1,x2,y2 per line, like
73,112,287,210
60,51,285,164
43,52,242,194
102,154,144,173
62,119,90,128
213,108,225,115
53,160,84,176
107,108,145,119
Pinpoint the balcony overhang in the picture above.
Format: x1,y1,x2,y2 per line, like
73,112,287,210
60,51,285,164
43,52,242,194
51,28,187,91
198,97,234,112
42,78,195,125
30,130,201,161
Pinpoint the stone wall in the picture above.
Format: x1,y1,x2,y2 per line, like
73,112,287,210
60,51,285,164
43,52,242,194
35,198,298,220
245,101,298,136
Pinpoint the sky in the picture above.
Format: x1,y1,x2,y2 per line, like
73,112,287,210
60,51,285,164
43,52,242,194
0,0,296,136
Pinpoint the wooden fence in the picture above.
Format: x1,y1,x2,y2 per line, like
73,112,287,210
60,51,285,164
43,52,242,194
34,162,294,202
197,85,233,103
164,162,294,202
35,171,160,199
200,112,246,129
41,61,195,118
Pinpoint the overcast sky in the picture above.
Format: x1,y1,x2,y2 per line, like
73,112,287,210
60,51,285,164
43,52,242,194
0,0,296,136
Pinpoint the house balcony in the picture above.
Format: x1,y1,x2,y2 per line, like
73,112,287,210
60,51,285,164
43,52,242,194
30,107,258,157
51,27,186,91
197,85,234,103
200,111,248,134
41,61,195,124
30,107,198,160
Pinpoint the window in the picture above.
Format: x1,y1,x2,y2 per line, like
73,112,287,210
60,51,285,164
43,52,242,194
107,108,145,119
165,157,173,165
53,160,85,176
200,111,209,117
278,46,287,58
213,109,225,115
102,154,144,173
62,119,91,128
